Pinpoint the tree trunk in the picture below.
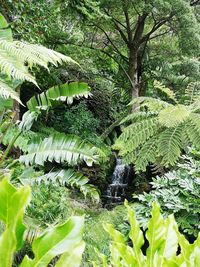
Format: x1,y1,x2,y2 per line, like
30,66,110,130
128,49,140,111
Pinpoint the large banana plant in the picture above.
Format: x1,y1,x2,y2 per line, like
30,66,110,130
0,177,85,267
93,201,200,267
0,13,76,103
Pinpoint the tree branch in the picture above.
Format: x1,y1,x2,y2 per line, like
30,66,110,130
139,14,174,45
104,9,129,45
123,6,132,43
94,24,129,63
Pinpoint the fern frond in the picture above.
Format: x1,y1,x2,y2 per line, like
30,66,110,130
1,126,41,152
0,78,21,103
129,97,171,112
120,111,158,125
158,126,183,167
19,133,100,167
134,136,159,172
0,13,77,103
158,105,190,127
114,118,160,154
154,80,177,103
185,81,200,105
185,114,200,149
27,82,91,111
20,169,99,202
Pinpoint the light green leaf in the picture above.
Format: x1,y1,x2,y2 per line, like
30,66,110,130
20,216,84,267
0,178,31,267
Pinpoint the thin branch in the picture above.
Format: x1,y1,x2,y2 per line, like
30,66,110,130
149,29,172,40
123,6,132,43
94,24,129,63
104,9,129,45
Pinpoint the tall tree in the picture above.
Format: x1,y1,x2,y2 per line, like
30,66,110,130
65,0,200,101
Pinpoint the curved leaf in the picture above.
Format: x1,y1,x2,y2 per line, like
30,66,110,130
27,82,91,112
20,216,84,267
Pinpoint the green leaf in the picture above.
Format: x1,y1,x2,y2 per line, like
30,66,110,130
20,216,84,267
55,241,85,267
19,133,99,167
125,200,145,267
158,105,190,128
0,178,31,267
20,169,99,202
146,202,166,267
27,82,91,112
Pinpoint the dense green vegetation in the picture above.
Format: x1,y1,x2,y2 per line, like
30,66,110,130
0,1,200,266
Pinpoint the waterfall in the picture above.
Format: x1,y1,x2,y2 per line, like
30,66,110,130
105,157,131,203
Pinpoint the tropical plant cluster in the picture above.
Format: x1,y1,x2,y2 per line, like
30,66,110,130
0,1,200,266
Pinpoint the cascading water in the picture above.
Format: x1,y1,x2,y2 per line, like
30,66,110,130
105,156,131,204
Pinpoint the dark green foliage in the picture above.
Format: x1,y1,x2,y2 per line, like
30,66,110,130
47,102,100,140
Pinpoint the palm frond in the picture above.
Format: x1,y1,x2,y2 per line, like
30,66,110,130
19,133,100,167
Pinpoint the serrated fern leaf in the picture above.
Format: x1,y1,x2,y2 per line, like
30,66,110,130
187,114,200,148
185,81,200,105
158,126,183,167
134,136,159,172
0,78,21,103
20,169,99,202
120,111,158,125
19,133,99,167
129,97,171,112
154,80,177,103
158,105,190,127
114,118,160,154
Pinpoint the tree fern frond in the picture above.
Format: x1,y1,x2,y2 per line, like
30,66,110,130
158,126,183,167
120,111,158,125
185,114,200,149
19,133,100,167
0,50,37,84
134,136,159,172
129,97,171,112
20,169,99,202
185,81,200,105
0,78,21,103
114,118,160,154
27,82,91,111
158,105,190,127
154,80,177,103
0,13,77,103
